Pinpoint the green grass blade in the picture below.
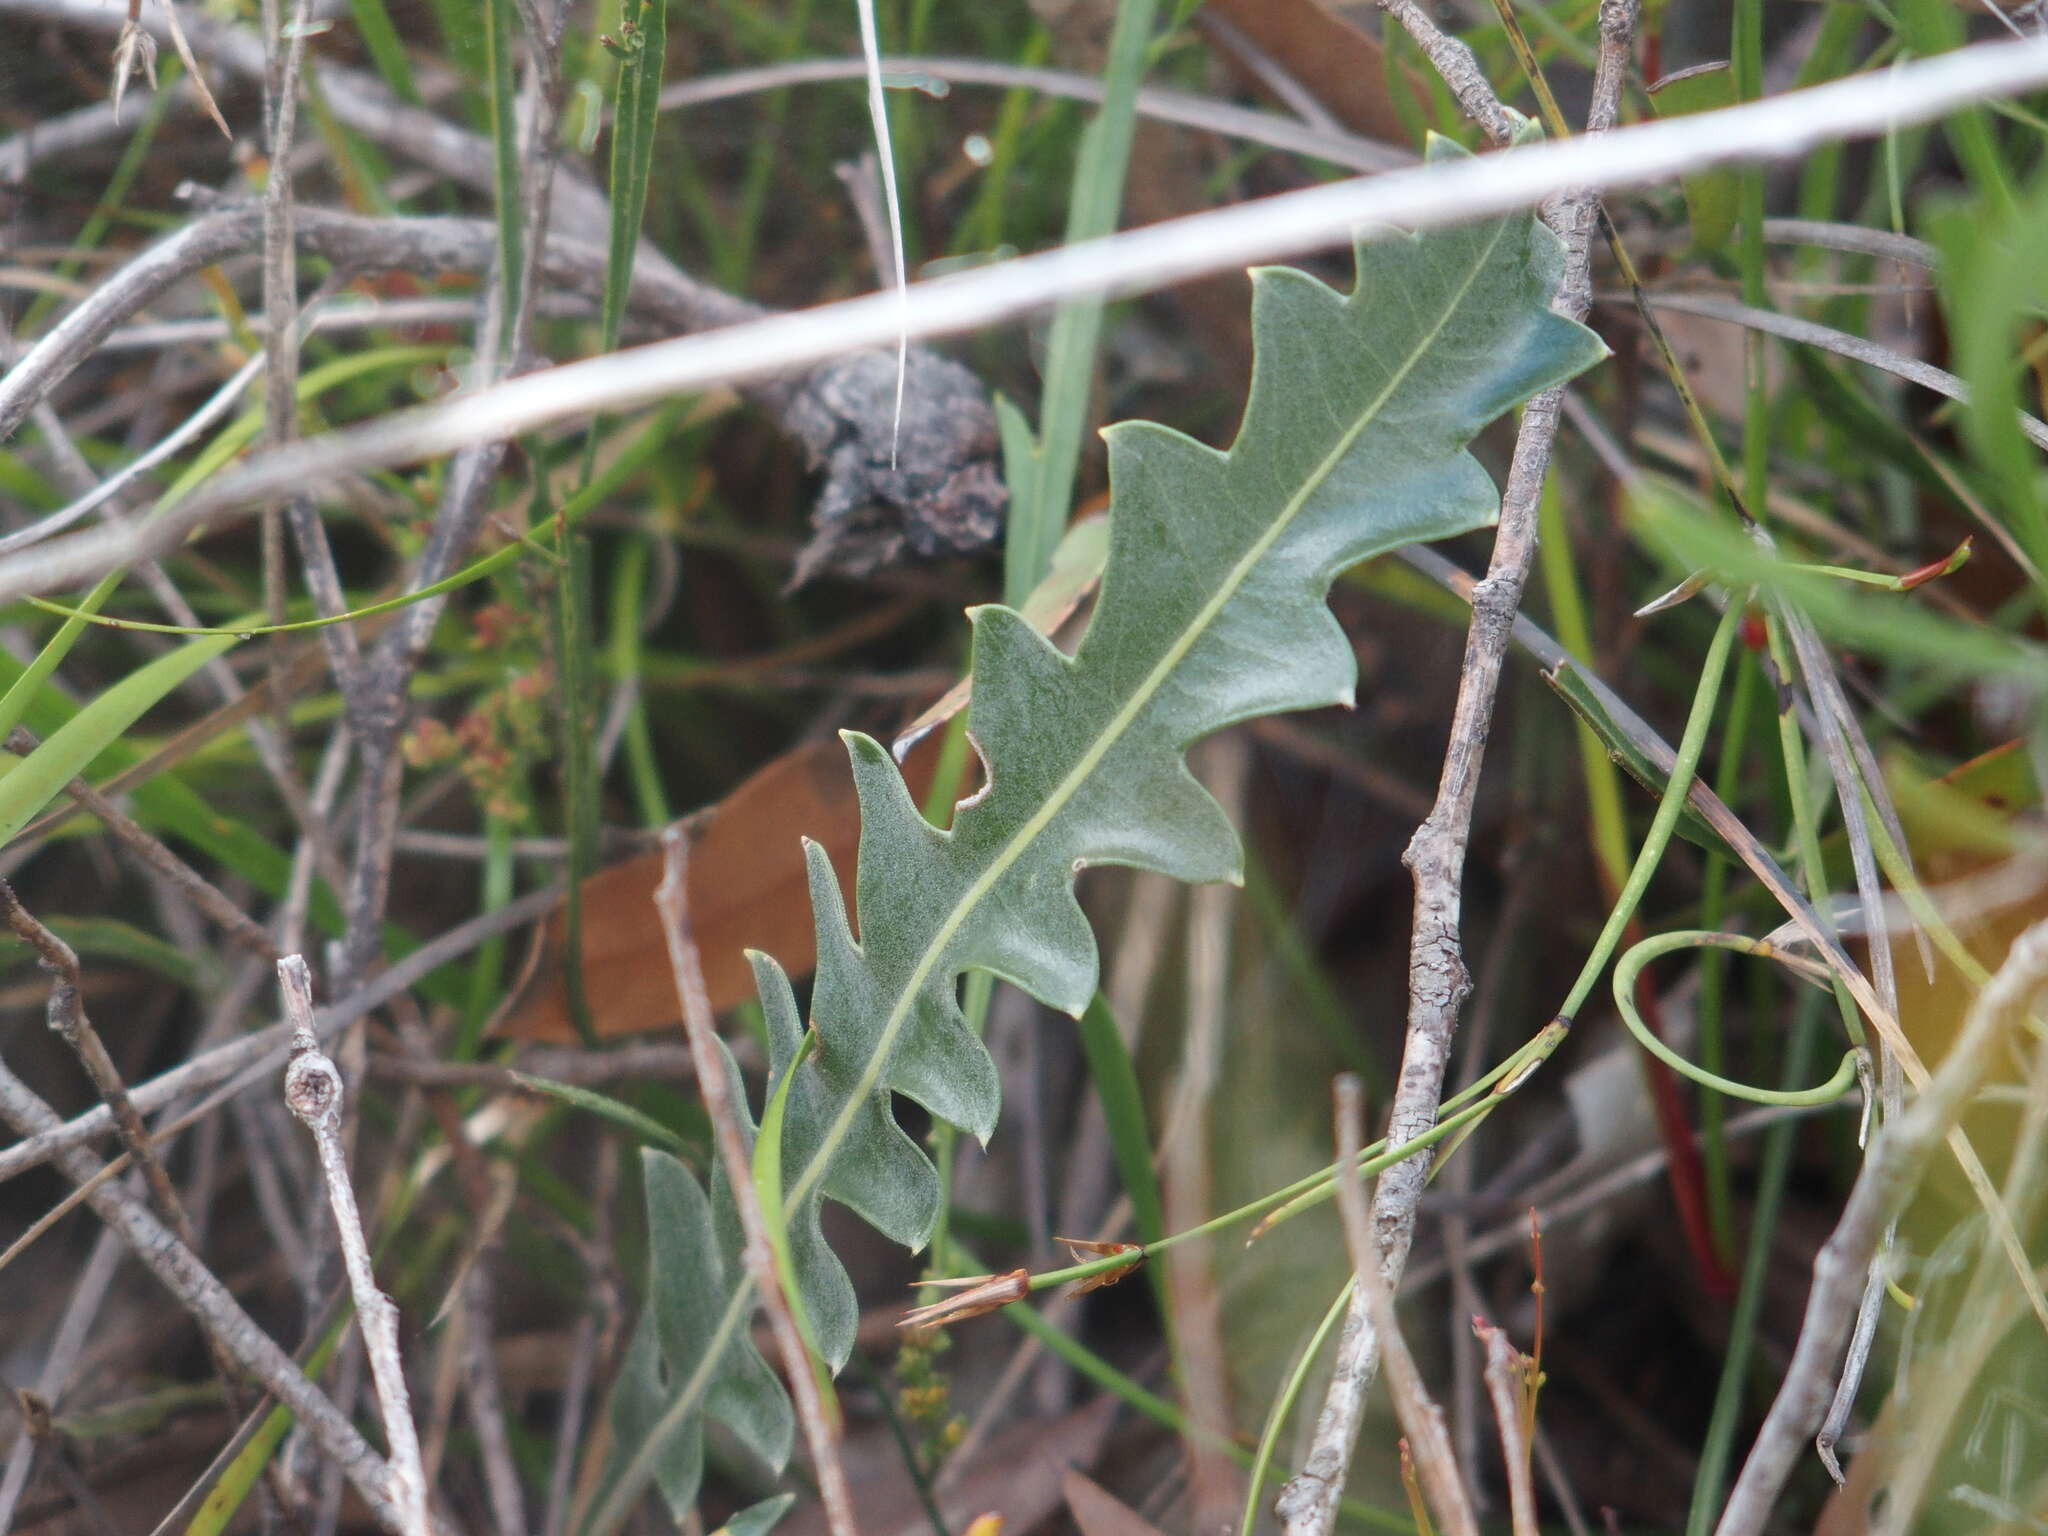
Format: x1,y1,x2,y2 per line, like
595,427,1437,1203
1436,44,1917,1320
0,634,238,849
1005,0,1163,605
510,1073,696,1158
601,0,669,353
343,0,423,105
1074,990,1164,1246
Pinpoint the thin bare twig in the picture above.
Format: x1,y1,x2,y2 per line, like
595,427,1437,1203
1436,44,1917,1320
0,872,277,1501
1474,1320,1539,1536
654,826,861,1536
1441,855,1539,1509
1163,734,1250,1528
0,353,263,557
1278,8,1633,1532
0,1231,124,1530
1712,919,2048,1536
1329,1074,1479,1536
258,0,315,672
0,880,196,1244
5,730,279,962
1647,292,2048,450
0,883,561,1185
461,1259,528,1536
660,54,1407,173
0,1053,404,1529
542,1138,618,1536
1374,0,1521,142
279,955,430,1536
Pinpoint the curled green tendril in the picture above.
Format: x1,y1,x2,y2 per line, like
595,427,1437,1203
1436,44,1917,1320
1614,930,1865,1107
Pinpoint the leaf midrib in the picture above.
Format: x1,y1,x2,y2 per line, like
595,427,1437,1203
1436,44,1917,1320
587,1283,752,1536
785,226,1509,1214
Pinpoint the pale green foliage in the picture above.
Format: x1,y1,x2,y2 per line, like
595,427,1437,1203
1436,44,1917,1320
607,160,1606,1522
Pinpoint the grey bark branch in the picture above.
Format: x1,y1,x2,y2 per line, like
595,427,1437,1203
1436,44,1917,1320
1374,0,1522,144
1276,6,1633,1532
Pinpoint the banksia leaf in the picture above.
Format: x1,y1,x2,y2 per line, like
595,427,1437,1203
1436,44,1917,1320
623,151,1605,1524
776,188,1604,1304
593,1151,792,1531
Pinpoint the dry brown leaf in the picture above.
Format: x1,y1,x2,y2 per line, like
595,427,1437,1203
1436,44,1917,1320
1053,1237,1145,1296
897,1269,1032,1331
497,731,944,1041
1202,0,1414,146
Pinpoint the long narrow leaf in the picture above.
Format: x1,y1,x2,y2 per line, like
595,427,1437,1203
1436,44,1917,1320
0,634,238,849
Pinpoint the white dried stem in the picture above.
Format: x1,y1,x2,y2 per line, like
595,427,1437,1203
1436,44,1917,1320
278,955,430,1536
8,30,2048,600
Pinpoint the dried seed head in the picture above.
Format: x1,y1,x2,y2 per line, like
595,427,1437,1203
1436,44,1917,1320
897,1269,1030,1331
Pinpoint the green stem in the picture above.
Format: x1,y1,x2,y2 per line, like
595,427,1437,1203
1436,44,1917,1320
1732,0,1770,515
1762,607,1870,1055
1555,602,1745,1024
609,531,671,827
979,1259,1410,1534
1612,932,1860,1106
1538,477,1631,891
1027,1022,1568,1292
1686,991,1824,1534
1240,1275,1356,1536
1695,653,1761,1254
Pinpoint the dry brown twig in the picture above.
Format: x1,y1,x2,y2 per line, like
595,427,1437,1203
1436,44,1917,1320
1277,6,1635,1532
1474,1319,1540,1536
654,826,862,1536
0,880,196,1244
1163,733,1251,1528
278,954,431,1536
0,883,560,1185
5,728,279,963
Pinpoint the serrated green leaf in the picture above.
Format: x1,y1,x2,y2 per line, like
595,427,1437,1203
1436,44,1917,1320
590,1151,792,1535
603,1316,702,1527
636,153,1606,1523
780,195,1603,1284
